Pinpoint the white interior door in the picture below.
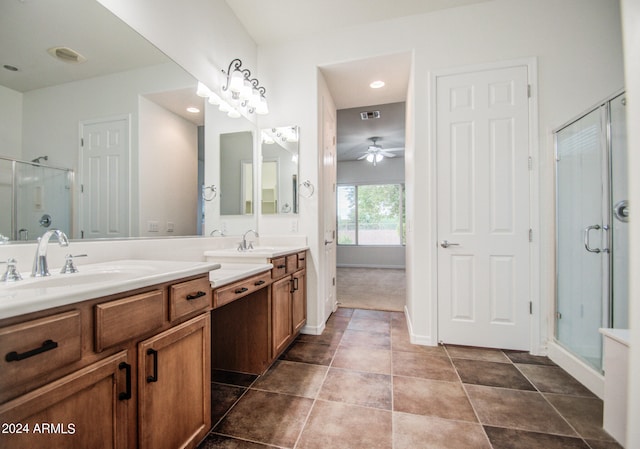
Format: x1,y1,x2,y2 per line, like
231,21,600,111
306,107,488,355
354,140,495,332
436,65,531,350
322,96,337,322
80,117,130,239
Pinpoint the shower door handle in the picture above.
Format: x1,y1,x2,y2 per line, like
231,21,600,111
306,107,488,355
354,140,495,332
584,225,601,253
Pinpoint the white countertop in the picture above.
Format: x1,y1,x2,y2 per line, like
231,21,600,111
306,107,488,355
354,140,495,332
0,259,220,320
599,328,630,347
204,245,308,264
209,263,273,288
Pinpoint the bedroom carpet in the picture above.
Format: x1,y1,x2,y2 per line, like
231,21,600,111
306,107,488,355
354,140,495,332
336,267,405,312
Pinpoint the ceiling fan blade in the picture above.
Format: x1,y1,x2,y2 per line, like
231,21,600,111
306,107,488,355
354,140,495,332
380,151,397,158
356,154,368,160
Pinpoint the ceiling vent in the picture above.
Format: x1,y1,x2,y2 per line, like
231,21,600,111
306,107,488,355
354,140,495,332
47,47,86,64
360,110,381,120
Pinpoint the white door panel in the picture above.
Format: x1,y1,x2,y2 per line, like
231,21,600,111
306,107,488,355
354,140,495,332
437,65,530,350
81,118,129,239
322,98,337,322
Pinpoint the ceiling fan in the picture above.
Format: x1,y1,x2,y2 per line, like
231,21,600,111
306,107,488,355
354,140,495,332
356,137,401,166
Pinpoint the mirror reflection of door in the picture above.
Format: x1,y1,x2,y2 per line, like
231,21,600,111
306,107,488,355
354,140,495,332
261,160,278,214
80,117,130,239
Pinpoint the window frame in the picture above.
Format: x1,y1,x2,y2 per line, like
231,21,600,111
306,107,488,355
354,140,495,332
336,182,405,247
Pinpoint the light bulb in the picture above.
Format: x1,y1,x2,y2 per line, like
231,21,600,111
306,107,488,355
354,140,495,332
229,70,244,93
196,81,211,98
376,154,383,162
256,96,269,115
366,154,374,163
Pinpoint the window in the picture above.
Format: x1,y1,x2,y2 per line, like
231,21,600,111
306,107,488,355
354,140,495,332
337,184,405,246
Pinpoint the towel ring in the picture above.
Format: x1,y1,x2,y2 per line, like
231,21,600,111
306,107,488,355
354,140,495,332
202,184,217,201
299,180,314,198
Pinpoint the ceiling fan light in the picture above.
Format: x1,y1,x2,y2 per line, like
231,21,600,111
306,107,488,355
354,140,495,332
366,154,374,163
376,154,384,162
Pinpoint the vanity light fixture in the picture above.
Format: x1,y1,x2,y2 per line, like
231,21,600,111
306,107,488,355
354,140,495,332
221,58,269,115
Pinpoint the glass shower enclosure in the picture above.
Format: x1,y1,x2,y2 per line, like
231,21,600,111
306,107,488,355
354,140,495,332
554,91,628,372
0,157,74,241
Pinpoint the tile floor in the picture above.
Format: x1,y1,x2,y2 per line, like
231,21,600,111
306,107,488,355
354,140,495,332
198,308,622,449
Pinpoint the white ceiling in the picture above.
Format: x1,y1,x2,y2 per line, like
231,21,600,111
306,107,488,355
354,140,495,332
224,0,492,47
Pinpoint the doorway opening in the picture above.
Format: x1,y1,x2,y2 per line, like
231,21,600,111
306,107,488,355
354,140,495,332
320,53,411,316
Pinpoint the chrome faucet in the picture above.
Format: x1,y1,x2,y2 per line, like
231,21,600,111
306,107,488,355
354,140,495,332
210,229,224,237
238,229,259,251
32,229,69,277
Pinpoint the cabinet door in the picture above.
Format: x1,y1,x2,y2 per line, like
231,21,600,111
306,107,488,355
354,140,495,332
272,276,292,356
138,314,210,449
0,351,130,449
292,270,306,334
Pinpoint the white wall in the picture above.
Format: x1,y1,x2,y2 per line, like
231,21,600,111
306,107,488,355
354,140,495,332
257,0,624,345
621,0,640,446
138,97,198,237
0,85,22,159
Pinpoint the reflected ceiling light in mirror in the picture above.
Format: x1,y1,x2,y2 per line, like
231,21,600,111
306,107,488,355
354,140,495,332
186,107,200,113
370,80,385,89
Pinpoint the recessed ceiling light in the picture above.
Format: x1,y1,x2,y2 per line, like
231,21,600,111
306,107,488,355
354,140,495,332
370,80,385,89
187,107,200,113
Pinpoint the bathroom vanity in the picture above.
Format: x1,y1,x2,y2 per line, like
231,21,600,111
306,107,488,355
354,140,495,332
209,249,307,374
0,262,216,449
0,248,307,449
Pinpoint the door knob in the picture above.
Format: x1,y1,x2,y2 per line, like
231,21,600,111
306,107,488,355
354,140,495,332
440,240,460,248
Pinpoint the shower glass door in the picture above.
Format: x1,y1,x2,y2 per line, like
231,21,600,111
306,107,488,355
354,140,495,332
555,108,609,371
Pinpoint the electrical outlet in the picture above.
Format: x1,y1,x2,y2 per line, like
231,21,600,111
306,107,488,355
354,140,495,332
291,220,298,232
147,221,159,232
166,222,174,232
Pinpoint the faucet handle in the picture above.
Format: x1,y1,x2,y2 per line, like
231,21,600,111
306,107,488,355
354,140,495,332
60,254,87,274
1,258,23,282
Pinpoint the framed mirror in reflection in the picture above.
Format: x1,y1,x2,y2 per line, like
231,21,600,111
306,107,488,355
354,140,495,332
260,126,299,215
0,0,257,242
220,131,254,216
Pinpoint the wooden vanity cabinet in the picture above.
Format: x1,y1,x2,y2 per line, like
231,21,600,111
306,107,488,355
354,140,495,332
0,351,130,449
0,273,212,449
138,314,210,449
269,251,307,359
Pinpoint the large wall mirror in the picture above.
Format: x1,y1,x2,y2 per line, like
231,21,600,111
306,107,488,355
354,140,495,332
260,126,299,215
0,0,257,241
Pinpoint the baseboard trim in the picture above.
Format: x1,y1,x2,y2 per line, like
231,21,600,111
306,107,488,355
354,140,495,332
404,305,437,347
301,321,325,336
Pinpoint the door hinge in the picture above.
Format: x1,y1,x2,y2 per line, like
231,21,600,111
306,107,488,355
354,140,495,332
332,277,336,286
528,156,533,171
529,228,533,242
527,84,532,98
80,137,84,147
80,184,84,193
556,312,562,319
529,301,533,314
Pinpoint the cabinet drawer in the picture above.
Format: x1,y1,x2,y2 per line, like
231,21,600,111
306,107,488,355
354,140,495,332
169,276,212,321
0,310,82,395
95,290,165,352
297,251,306,270
286,254,298,273
213,272,271,308
270,257,287,278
